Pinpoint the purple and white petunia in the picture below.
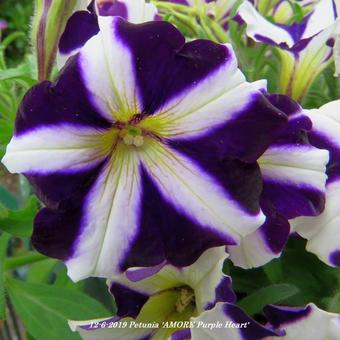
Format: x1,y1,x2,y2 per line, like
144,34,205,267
264,303,340,339
69,247,280,339
292,100,340,268
2,15,291,281
228,95,329,268
235,0,338,101
58,0,158,68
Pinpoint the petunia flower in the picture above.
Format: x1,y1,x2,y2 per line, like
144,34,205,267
2,16,289,281
58,0,158,68
292,100,340,268
227,95,329,268
235,0,338,102
69,247,280,339
264,303,340,339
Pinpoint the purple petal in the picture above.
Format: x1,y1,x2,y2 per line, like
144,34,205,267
264,304,312,328
15,56,112,136
115,20,228,114
110,282,149,318
120,166,235,270
59,11,99,55
259,95,328,219
97,1,128,17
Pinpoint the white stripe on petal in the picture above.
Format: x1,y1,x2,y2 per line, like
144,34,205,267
228,229,281,269
140,44,267,139
306,99,340,148
236,1,294,47
79,16,139,123
302,0,336,39
292,181,340,267
141,140,265,241
2,125,109,174
259,145,329,192
119,0,158,22
66,143,142,281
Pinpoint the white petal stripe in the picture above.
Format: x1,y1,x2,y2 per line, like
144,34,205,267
141,140,265,241
2,125,109,174
66,143,142,281
259,145,329,191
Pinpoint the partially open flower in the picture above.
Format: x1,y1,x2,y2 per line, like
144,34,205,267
235,0,338,102
69,247,280,339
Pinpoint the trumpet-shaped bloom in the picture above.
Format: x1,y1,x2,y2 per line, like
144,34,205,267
264,303,340,340
292,100,340,267
227,95,329,268
2,17,289,281
235,0,338,101
69,247,280,339
58,0,158,68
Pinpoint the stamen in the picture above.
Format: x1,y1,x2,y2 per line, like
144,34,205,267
119,126,144,147
175,287,195,313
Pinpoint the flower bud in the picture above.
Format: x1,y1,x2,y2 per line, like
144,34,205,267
32,0,85,81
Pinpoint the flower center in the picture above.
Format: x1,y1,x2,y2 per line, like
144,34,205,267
175,286,195,313
119,125,144,147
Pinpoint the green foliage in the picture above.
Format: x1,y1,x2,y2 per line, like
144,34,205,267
6,278,111,340
0,233,10,319
0,0,34,64
237,284,299,315
0,196,37,237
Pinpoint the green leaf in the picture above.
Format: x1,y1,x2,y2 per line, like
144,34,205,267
237,283,299,315
326,290,340,313
0,233,10,319
27,259,58,284
0,196,37,237
7,278,111,340
263,259,283,284
0,186,18,210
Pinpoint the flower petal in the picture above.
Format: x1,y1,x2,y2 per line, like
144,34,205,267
259,94,328,219
292,181,340,267
260,145,328,218
58,11,99,69
141,140,265,242
109,247,235,318
9,57,112,136
190,303,281,339
227,206,290,269
79,16,159,122
301,0,336,39
58,0,158,69
235,1,294,47
64,143,142,280
292,100,340,267
2,124,110,174
264,303,340,340
96,0,158,21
